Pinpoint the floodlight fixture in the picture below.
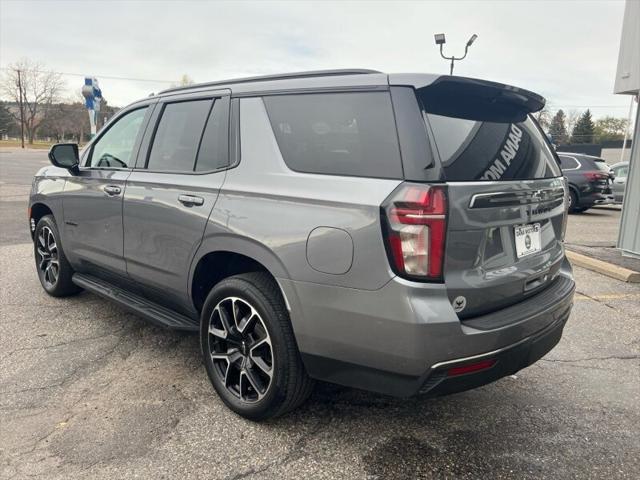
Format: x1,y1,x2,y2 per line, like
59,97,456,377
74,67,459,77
435,33,479,75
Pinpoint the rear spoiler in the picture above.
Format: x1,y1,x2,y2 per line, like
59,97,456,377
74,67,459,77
408,75,546,123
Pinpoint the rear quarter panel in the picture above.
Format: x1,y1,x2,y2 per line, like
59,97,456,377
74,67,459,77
195,96,402,291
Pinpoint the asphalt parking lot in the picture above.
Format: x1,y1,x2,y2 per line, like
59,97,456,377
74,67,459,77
1,148,639,479
565,204,624,248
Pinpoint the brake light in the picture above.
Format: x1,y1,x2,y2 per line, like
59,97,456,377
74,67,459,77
381,184,447,281
582,171,607,182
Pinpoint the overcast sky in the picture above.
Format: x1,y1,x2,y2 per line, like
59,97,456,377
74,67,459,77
0,0,633,119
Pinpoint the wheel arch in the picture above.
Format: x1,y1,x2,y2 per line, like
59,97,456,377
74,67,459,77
189,239,291,314
29,202,54,239
567,183,580,198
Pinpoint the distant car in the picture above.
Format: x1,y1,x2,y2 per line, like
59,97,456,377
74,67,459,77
558,153,614,213
610,161,629,204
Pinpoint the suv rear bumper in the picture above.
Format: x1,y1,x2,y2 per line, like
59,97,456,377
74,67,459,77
579,191,614,207
418,313,567,396
280,258,574,397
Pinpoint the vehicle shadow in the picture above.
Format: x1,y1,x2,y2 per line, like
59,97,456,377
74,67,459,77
100,310,598,480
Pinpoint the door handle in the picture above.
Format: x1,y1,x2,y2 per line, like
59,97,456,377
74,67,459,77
178,194,205,206
104,185,122,196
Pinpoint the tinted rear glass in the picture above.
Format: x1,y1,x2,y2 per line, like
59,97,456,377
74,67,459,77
147,99,212,171
425,114,561,181
195,98,229,171
263,92,402,179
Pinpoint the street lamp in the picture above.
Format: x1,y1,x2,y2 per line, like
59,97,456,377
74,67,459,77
434,33,478,75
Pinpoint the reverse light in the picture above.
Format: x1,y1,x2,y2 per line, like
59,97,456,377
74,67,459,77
381,184,448,281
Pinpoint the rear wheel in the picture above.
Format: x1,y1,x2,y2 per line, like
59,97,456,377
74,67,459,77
568,190,579,213
200,272,314,420
34,215,81,297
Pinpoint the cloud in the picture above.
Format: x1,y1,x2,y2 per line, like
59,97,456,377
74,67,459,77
0,0,631,117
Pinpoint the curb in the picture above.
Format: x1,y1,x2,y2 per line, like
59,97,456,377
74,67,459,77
566,250,640,283
592,206,623,212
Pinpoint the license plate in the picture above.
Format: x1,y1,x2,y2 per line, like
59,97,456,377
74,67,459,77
514,223,541,258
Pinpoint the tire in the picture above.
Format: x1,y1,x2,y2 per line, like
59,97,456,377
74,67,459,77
574,207,590,213
33,215,82,297
200,272,314,420
568,190,579,213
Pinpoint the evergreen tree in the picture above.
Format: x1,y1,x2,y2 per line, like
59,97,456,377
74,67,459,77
548,109,568,145
570,109,595,144
0,101,17,137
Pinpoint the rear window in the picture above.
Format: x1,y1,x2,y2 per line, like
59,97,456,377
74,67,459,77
263,92,402,179
592,158,611,173
614,165,628,177
425,114,561,181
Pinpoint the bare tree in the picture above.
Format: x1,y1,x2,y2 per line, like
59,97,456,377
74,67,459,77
535,107,551,131
1,59,64,145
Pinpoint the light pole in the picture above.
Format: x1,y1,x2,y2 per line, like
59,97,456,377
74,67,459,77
434,33,478,75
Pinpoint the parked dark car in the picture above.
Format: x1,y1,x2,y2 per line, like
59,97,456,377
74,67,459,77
558,153,614,213
30,70,575,420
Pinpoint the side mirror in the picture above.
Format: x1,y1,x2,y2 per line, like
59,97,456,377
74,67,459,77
48,143,80,174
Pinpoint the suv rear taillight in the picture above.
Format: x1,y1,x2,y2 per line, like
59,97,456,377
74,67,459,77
381,183,447,282
582,171,608,182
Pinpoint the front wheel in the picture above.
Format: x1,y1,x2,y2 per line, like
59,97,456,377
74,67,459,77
200,272,314,420
33,215,82,297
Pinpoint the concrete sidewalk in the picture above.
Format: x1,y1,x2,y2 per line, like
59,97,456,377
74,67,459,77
566,246,640,283
565,207,640,282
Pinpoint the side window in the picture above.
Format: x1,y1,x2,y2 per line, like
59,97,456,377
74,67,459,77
559,156,579,170
147,99,212,172
195,97,229,171
263,92,403,179
88,107,148,168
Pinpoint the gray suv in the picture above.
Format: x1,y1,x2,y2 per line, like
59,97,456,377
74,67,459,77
30,70,575,420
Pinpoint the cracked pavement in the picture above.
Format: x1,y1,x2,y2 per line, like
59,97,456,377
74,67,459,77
1,149,639,479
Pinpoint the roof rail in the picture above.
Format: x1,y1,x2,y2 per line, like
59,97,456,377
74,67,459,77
159,69,382,94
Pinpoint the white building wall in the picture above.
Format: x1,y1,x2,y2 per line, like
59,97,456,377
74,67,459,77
615,0,640,258
601,147,632,165
618,107,640,258
614,0,639,95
